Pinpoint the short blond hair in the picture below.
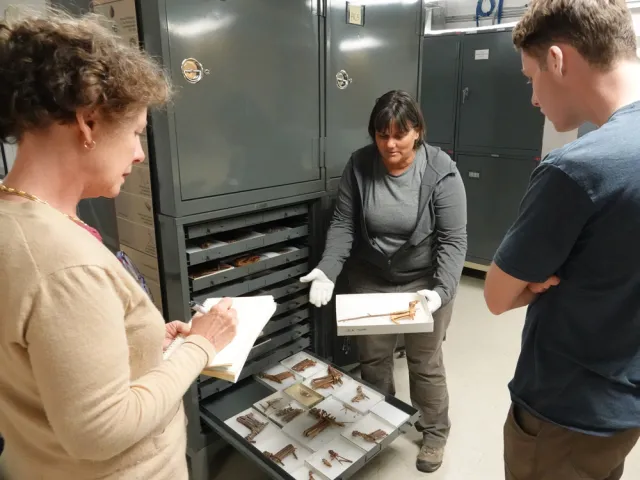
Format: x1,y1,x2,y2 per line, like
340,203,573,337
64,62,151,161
0,8,171,142
512,0,637,69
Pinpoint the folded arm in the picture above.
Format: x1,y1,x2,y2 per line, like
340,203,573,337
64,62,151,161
484,163,594,315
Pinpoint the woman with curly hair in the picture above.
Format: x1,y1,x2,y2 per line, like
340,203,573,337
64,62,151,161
0,9,237,480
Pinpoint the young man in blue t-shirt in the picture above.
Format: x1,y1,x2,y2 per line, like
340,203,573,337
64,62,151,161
484,1,640,479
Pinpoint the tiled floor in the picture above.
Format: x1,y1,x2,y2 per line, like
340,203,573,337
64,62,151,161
212,275,640,479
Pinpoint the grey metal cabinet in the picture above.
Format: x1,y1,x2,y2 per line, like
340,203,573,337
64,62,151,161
420,33,461,152
325,0,423,187
456,31,545,156
138,0,325,216
421,29,545,158
456,153,536,264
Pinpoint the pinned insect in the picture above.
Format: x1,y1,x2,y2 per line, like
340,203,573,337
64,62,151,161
322,458,332,468
260,397,285,413
259,370,294,384
351,385,370,403
329,450,353,465
308,471,316,480
303,409,346,438
338,300,420,325
311,365,344,390
341,403,359,415
263,444,298,466
234,255,261,267
236,413,267,443
292,358,317,373
352,429,388,443
275,405,304,423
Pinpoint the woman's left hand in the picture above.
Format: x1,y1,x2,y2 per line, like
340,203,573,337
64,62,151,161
417,289,442,314
163,321,191,351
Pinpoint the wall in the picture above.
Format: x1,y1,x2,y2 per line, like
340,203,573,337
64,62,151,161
442,0,528,28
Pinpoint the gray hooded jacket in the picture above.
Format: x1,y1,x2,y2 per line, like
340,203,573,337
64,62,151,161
316,142,467,305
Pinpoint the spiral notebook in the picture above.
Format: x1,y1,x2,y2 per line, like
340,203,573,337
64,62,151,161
163,296,277,382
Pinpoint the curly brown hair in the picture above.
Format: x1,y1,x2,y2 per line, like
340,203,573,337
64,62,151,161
0,8,171,143
512,0,637,70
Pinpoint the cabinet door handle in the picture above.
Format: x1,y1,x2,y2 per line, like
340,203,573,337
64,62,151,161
462,87,470,104
336,70,353,90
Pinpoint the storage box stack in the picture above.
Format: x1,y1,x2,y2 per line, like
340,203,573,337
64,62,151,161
92,0,163,313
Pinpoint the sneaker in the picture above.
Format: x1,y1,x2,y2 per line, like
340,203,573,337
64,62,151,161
416,444,444,473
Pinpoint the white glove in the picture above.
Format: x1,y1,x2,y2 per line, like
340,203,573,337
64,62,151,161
418,289,442,314
300,269,335,308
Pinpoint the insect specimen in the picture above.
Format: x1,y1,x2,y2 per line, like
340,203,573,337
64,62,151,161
291,358,317,373
329,450,353,465
259,370,294,384
260,397,285,413
236,413,267,443
275,405,304,423
303,409,346,438
263,444,298,466
338,300,420,324
352,429,388,443
351,386,370,403
311,365,344,390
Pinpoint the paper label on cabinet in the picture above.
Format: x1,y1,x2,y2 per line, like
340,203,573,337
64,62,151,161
347,4,364,26
475,49,490,60
92,0,140,48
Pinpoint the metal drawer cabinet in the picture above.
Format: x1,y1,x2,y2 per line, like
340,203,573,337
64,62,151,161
200,352,419,480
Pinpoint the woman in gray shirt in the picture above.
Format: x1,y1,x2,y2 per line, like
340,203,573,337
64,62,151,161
301,90,467,473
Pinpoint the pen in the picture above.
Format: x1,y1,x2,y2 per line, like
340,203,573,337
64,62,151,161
189,301,208,315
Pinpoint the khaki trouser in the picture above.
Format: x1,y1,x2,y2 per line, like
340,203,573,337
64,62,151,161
347,269,453,449
504,404,640,480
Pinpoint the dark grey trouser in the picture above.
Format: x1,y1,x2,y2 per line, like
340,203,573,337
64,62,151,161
347,268,454,449
504,404,640,480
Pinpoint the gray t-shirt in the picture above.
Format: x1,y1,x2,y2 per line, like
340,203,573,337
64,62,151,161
364,148,426,257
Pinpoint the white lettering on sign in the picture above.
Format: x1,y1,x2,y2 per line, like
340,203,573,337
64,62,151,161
475,49,490,60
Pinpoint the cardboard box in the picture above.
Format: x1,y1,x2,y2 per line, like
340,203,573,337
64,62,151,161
115,191,154,228
335,292,434,336
121,245,160,285
117,216,157,257
121,163,152,198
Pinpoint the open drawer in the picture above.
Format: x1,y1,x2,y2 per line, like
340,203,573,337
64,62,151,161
200,351,419,480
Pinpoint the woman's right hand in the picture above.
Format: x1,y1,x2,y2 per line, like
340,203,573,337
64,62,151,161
189,298,238,354
300,268,335,307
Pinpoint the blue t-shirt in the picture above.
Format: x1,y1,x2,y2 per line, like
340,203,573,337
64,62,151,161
495,101,640,436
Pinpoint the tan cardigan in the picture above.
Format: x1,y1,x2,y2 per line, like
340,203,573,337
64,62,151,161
0,200,214,479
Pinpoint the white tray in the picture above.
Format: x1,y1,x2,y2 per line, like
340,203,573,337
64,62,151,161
260,435,313,474
282,408,348,453
290,466,329,480
313,396,362,425
370,401,411,428
333,381,385,415
303,369,353,396
305,436,366,479
223,408,280,451
254,391,307,427
335,292,434,336
281,352,328,379
341,413,395,452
